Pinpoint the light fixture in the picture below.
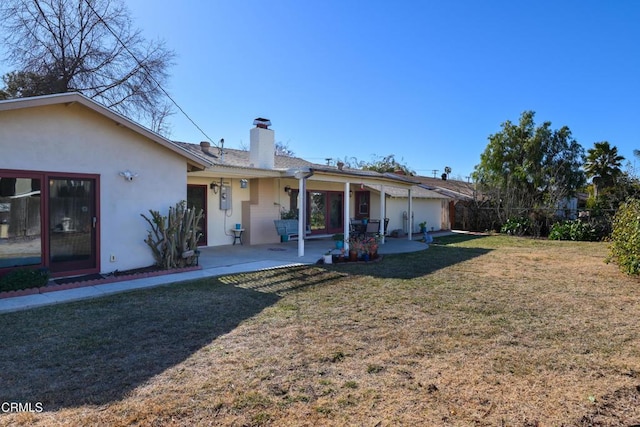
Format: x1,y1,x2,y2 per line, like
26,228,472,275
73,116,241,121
284,185,292,195
240,179,248,188
349,190,353,197
119,170,138,181
210,182,219,193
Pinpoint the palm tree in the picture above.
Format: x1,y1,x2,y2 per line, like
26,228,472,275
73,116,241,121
584,141,625,199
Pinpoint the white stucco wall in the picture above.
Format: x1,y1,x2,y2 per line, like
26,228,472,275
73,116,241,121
385,197,447,233
0,103,188,273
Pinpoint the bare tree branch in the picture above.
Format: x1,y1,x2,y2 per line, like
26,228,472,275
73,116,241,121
0,0,175,133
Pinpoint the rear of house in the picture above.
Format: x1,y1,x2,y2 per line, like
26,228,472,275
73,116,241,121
0,93,207,278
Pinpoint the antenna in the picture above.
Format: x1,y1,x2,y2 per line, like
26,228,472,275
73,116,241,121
432,169,439,178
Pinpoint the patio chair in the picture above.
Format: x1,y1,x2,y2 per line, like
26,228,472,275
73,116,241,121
365,219,381,237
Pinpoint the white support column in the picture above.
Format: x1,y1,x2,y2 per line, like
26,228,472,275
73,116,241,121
379,185,386,244
298,176,306,257
407,187,413,241
344,182,350,250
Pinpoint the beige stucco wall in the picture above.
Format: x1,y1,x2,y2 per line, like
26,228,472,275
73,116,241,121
0,103,188,273
385,197,448,233
187,175,258,246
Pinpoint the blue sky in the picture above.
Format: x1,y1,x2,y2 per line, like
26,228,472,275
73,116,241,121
6,1,640,179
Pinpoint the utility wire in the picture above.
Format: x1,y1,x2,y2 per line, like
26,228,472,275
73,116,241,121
82,0,217,146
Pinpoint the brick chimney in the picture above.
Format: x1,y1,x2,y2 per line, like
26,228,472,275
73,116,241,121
200,141,211,154
250,118,274,169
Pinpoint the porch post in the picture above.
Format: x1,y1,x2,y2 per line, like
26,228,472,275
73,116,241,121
298,175,306,257
379,185,386,244
344,182,350,250
407,187,413,241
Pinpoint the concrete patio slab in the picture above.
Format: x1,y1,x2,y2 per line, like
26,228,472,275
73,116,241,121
0,233,448,314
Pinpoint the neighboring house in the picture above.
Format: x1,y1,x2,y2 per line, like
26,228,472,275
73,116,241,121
1,94,450,278
0,93,209,278
414,176,480,230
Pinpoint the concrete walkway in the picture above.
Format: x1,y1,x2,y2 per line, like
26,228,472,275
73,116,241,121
0,233,447,314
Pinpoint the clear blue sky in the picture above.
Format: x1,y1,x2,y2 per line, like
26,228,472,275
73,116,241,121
8,1,640,179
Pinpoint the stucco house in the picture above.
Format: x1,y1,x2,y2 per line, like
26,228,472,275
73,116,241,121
1,93,451,278
179,118,452,255
0,93,209,278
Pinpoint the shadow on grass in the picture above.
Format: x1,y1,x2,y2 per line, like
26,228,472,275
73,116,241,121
0,266,344,411
329,238,492,279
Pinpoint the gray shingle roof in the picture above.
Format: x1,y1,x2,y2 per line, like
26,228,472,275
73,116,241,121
175,141,418,186
174,141,315,170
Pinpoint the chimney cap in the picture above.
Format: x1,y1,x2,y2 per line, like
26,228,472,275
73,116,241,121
253,118,272,129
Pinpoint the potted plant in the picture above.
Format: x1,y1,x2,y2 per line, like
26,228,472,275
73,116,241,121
362,235,380,260
419,221,427,233
323,250,333,264
332,233,344,249
347,236,361,261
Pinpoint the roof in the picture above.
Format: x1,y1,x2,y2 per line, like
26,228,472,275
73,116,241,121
365,184,451,199
174,141,315,170
0,92,211,171
412,176,479,201
178,141,419,187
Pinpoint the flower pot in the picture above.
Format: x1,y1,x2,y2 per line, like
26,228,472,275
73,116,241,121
335,240,344,250
323,254,332,264
349,250,358,262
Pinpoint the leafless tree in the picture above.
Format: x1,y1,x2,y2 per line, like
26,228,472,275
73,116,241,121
0,0,175,133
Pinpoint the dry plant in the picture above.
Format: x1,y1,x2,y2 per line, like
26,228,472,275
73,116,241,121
1,235,639,426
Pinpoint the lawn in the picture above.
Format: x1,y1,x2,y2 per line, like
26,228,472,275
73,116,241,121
1,235,639,426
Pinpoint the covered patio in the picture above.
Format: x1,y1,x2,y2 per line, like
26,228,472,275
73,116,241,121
196,234,439,270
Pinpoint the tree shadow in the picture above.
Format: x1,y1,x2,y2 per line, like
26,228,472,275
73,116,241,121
329,235,493,279
0,266,345,411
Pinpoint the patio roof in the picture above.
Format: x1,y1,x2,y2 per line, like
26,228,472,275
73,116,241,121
365,184,451,199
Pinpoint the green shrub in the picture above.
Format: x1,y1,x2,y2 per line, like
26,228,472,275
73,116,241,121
0,268,50,292
500,216,532,236
608,199,640,274
548,219,597,241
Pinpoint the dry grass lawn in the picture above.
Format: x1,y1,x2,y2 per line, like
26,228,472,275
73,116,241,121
1,234,640,426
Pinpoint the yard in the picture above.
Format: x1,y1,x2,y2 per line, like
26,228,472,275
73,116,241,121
1,235,639,426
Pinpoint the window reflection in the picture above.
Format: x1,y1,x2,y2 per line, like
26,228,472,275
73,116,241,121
0,177,42,268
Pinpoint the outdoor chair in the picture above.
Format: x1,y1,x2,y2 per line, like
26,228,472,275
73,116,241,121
365,219,381,237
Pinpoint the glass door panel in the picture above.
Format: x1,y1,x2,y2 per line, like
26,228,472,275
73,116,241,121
49,178,96,273
0,177,42,269
308,192,326,232
187,185,207,246
328,192,344,234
